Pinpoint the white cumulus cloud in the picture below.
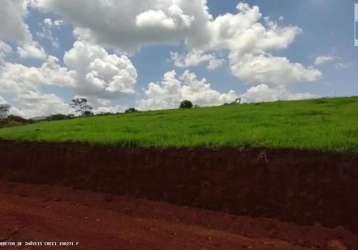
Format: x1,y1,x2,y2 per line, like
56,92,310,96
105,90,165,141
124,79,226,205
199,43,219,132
0,0,31,42
13,91,72,118
241,84,318,103
31,0,211,52
17,41,47,60
229,53,322,87
136,6,194,30
138,70,237,110
0,1,324,116
171,50,224,70
314,56,336,66
0,55,75,118
0,0,48,61
63,40,138,100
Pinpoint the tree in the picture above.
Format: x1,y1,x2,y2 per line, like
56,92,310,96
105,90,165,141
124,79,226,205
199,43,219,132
179,100,193,109
0,104,10,120
82,110,94,116
71,98,93,116
125,108,138,114
234,98,242,104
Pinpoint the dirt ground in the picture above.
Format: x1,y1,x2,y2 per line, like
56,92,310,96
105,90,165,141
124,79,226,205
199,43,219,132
0,181,356,250
1,142,358,232
1,142,358,249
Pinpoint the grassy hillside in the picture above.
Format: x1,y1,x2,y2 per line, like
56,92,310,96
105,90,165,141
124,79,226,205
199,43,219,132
0,97,357,152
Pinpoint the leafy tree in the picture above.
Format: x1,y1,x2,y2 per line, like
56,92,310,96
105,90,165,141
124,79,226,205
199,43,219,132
125,108,138,114
0,104,10,119
234,98,242,104
179,100,193,109
71,98,93,116
82,110,94,116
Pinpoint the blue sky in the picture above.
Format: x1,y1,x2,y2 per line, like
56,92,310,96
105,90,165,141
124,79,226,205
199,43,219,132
210,0,358,97
0,0,357,117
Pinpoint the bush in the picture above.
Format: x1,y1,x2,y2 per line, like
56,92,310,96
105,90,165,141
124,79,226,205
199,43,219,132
0,115,30,128
125,108,139,114
180,100,193,109
7,115,28,123
46,114,74,121
83,111,94,116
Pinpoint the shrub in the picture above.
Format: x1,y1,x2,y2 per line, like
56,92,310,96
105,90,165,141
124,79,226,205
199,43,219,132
83,111,94,116
125,108,138,114
0,115,30,128
180,100,193,109
46,114,74,121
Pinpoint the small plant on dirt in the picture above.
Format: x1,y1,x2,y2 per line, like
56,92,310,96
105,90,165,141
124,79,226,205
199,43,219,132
180,100,193,109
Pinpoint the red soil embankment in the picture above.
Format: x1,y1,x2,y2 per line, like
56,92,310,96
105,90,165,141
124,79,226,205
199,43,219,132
1,141,358,233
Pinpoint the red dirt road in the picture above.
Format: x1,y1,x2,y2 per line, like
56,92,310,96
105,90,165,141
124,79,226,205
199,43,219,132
0,182,356,250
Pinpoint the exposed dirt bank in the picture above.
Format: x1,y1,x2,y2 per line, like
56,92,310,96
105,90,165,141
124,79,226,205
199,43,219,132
1,141,358,233
0,181,357,249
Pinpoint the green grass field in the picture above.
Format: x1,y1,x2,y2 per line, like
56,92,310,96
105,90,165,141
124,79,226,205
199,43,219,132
0,97,358,152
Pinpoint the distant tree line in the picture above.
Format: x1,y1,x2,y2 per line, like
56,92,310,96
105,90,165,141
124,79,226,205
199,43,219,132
0,97,239,125
0,104,31,128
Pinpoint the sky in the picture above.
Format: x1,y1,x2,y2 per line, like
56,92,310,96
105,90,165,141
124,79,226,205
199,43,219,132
0,0,357,118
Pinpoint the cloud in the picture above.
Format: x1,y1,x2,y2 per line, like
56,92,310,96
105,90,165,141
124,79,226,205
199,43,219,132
241,84,318,103
0,56,74,96
17,41,47,60
313,55,352,70
33,1,301,57
31,0,211,52
36,18,64,48
138,70,237,110
0,55,75,118
171,50,224,70
0,0,31,42
33,1,320,86
314,56,336,66
335,62,351,69
166,2,319,90
0,96,8,105
136,6,194,30
0,0,48,61
43,17,64,27
0,1,324,116
0,38,138,117
203,3,300,54
230,53,322,87
202,3,321,88
63,40,137,99
0,41,13,61
13,91,72,118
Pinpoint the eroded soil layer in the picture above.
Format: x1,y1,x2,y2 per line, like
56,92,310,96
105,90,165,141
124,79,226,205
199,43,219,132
1,141,358,232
